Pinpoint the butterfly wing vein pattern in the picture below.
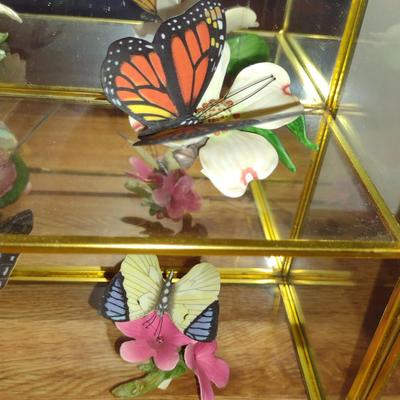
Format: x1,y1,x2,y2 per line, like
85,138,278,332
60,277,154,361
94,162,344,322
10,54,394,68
121,254,164,319
170,263,220,337
101,1,226,139
102,256,221,342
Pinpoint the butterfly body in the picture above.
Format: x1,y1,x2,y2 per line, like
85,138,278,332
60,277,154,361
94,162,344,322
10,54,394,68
103,255,220,342
155,271,174,317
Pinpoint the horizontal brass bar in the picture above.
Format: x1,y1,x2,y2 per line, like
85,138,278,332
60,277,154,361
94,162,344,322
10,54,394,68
10,265,279,285
1,235,399,257
10,265,366,287
0,83,107,104
19,12,143,25
289,269,356,286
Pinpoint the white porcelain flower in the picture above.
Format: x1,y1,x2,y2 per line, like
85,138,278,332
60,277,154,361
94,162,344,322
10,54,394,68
200,130,279,197
198,44,303,131
128,43,303,197
0,3,22,23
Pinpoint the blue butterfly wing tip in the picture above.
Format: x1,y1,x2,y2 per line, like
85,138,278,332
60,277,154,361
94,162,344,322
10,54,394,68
184,301,219,342
102,273,130,321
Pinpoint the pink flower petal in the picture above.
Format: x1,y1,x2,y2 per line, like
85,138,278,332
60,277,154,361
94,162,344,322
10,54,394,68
128,156,153,181
166,200,185,220
116,312,155,338
185,342,230,391
184,343,196,370
197,368,215,400
193,341,217,357
203,357,230,388
161,314,194,347
153,343,180,371
120,339,154,364
152,186,171,207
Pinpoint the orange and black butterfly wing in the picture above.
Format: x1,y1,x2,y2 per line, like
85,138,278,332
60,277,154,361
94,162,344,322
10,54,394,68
149,1,226,123
101,0,226,135
101,38,185,130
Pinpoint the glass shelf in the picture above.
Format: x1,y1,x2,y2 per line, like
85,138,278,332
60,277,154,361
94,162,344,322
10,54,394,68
0,1,399,400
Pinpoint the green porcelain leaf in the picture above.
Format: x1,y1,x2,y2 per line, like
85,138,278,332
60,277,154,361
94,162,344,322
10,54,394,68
287,115,319,151
227,34,270,76
112,359,187,398
124,179,152,198
242,127,296,172
0,32,8,44
0,153,29,208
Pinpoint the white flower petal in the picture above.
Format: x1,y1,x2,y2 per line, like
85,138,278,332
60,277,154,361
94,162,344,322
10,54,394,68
199,130,278,198
129,116,145,132
0,4,22,23
225,6,259,33
227,62,303,129
198,44,231,106
158,378,173,390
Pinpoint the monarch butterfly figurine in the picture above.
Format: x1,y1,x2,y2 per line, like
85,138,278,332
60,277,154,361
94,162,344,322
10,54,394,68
102,0,302,146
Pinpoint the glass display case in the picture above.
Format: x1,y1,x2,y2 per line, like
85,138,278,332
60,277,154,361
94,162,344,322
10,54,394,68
0,0,399,399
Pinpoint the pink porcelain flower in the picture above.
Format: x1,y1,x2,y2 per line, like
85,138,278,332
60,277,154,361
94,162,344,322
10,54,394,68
126,155,201,220
185,341,230,400
152,170,201,220
116,312,194,371
127,156,155,182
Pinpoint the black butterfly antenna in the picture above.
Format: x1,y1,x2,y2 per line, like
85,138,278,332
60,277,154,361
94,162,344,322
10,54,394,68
195,74,276,122
143,312,158,329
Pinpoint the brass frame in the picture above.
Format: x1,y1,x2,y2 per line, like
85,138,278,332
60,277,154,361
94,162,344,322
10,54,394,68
348,279,400,399
0,0,399,399
279,0,400,399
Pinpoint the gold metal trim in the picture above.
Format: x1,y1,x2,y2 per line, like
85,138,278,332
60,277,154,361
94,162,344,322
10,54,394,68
282,0,294,32
0,83,107,104
10,264,360,287
1,235,400,257
276,32,324,107
367,334,400,399
279,284,324,399
286,34,330,101
281,114,331,275
19,12,144,25
326,0,368,113
10,265,280,285
348,279,400,399
250,182,281,241
289,269,356,287
250,181,285,273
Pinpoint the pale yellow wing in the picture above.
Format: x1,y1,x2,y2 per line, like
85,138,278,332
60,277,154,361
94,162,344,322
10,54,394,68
169,263,220,332
132,0,157,15
120,254,163,320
